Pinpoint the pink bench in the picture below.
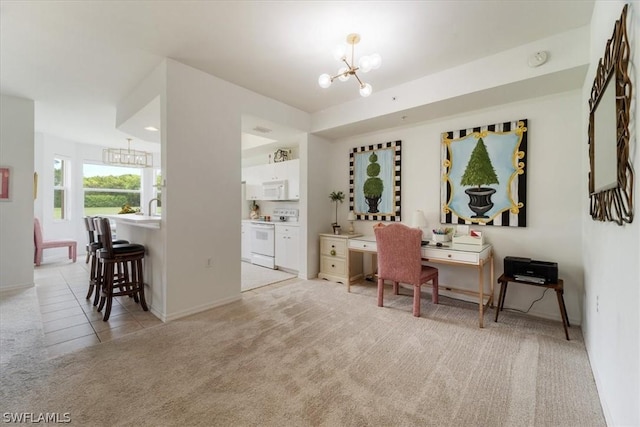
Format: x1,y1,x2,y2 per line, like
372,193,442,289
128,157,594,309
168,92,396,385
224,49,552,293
34,218,77,266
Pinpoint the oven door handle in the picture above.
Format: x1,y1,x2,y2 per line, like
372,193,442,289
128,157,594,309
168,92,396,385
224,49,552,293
251,224,275,230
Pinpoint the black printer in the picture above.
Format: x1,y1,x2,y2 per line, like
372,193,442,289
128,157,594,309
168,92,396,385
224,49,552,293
504,256,558,284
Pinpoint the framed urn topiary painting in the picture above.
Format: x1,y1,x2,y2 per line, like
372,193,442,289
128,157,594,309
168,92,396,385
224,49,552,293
441,120,528,227
350,140,401,222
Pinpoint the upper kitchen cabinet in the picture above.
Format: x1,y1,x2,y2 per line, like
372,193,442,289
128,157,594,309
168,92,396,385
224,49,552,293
284,159,299,200
242,158,300,201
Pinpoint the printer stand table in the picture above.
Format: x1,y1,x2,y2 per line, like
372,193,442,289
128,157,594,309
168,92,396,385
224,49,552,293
494,274,570,340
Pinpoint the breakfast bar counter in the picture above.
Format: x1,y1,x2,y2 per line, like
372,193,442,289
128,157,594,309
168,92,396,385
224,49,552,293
107,214,164,319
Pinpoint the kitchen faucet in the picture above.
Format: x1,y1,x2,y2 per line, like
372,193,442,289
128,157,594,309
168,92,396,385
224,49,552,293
148,198,161,216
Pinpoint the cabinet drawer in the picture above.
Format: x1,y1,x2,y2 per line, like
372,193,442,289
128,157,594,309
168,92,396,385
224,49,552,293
423,248,479,264
348,239,377,251
321,256,346,275
321,238,347,257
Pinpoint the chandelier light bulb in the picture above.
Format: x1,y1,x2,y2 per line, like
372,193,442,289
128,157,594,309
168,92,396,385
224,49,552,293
370,53,382,70
333,44,346,61
338,67,350,82
359,83,372,97
359,55,372,73
318,73,332,88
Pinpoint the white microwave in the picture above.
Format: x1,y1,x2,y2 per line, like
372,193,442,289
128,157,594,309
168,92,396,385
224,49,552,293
262,180,288,200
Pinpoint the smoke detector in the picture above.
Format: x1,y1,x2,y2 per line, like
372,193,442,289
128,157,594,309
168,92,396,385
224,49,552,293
527,51,548,68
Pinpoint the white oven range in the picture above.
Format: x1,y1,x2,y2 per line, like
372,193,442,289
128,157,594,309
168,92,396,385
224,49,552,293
250,222,276,269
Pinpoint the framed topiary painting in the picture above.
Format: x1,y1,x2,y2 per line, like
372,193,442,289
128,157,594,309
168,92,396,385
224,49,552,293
350,140,401,221
441,119,528,227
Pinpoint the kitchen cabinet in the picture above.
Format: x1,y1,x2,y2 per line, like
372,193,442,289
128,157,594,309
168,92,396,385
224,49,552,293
317,233,363,284
285,159,300,200
275,224,299,271
241,222,252,261
242,166,262,201
242,159,300,200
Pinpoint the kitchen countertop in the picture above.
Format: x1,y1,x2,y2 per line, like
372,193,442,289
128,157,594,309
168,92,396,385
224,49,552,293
106,214,161,229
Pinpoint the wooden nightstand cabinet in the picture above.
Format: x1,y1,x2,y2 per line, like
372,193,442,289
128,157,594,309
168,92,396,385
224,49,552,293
318,233,363,285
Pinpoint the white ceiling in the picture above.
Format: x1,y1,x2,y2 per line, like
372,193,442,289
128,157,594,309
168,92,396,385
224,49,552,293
0,1,594,150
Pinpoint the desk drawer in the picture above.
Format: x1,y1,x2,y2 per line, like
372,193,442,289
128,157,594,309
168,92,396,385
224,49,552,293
348,239,377,251
321,238,347,257
321,256,346,275
423,248,479,264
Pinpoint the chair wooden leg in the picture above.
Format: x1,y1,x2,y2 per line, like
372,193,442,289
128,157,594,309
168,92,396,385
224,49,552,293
393,281,399,295
136,258,148,311
432,276,439,304
86,254,96,299
413,285,421,317
377,278,384,307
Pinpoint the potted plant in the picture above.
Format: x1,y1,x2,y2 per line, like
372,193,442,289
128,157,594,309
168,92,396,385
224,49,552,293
329,191,345,233
363,152,384,213
460,137,499,218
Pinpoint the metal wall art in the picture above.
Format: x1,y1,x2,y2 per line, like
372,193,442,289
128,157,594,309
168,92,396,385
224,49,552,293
441,120,528,227
588,4,634,225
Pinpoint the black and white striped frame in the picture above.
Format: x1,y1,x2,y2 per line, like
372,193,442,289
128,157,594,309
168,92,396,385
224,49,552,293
441,120,528,227
349,140,401,222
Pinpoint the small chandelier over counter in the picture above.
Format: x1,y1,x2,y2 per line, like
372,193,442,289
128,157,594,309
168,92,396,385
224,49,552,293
102,138,153,168
318,33,381,97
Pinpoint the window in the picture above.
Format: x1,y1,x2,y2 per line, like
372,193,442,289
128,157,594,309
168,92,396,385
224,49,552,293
153,168,162,215
53,158,68,220
83,164,141,215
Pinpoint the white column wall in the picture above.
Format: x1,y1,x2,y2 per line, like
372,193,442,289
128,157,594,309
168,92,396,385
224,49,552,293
581,2,640,426
0,94,34,290
161,59,310,320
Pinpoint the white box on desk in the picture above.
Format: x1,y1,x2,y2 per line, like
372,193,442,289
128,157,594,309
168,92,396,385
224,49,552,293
452,232,484,251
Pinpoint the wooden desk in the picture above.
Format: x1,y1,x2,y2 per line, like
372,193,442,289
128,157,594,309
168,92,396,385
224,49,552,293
347,236,494,328
494,274,570,340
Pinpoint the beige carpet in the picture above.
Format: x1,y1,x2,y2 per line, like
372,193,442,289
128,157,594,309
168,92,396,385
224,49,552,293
1,279,604,426
241,261,296,291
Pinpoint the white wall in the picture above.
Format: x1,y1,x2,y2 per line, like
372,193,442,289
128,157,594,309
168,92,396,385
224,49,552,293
581,2,640,426
160,59,310,320
304,133,333,279
329,91,584,324
0,94,34,290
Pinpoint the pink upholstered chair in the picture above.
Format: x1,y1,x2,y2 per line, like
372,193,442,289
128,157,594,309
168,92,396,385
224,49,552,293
374,223,439,317
34,218,77,266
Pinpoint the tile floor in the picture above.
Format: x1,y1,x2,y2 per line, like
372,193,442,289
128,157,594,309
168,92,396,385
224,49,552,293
34,256,163,358
33,256,298,359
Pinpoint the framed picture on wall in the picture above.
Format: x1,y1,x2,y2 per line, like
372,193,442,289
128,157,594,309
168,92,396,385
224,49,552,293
441,119,528,227
349,140,401,222
0,166,11,202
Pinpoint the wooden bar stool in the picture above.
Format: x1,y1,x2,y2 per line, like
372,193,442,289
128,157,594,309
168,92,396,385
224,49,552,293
95,217,148,321
494,274,570,340
84,216,129,306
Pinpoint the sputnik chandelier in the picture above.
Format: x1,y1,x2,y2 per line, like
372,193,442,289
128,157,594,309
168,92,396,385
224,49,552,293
318,33,381,97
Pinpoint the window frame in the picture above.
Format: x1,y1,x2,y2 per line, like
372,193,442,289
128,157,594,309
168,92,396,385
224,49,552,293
53,157,70,221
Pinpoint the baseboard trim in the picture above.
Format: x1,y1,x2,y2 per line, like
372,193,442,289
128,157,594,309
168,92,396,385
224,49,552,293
0,282,34,293
163,295,242,322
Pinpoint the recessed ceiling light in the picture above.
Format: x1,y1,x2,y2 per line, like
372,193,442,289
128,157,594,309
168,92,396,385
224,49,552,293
144,126,159,132
253,126,272,134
